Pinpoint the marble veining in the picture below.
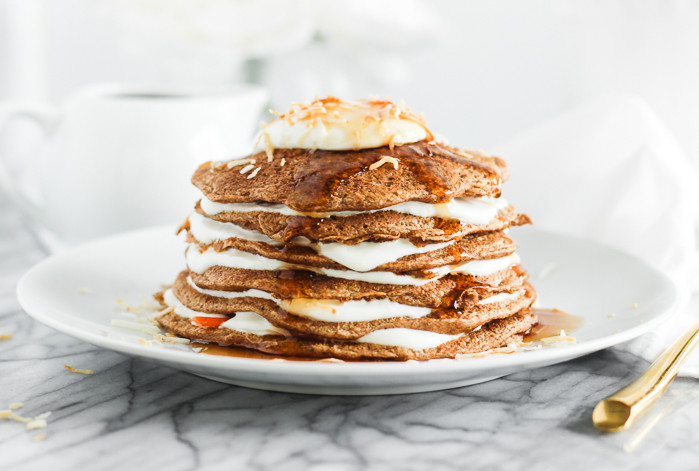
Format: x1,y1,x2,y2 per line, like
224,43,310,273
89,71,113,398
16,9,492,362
2,192,699,471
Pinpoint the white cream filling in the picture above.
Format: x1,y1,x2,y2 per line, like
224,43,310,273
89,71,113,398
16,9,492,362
200,196,508,225
186,275,277,301
163,289,227,319
189,212,281,245
306,239,451,272
187,275,432,322
357,328,463,350
185,245,519,286
220,313,285,337
163,289,284,336
448,253,521,277
280,298,432,322
477,290,524,305
185,245,435,286
188,212,452,272
256,113,428,151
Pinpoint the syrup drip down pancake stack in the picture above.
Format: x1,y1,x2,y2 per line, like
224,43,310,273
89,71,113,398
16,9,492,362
156,97,537,361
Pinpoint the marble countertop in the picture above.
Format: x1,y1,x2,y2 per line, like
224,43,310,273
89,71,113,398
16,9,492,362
2,194,699,471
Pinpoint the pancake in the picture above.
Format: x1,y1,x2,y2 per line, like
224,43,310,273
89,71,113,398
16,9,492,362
156,308,537,361
189,264,529,309
194,200,532,245
168,270,536,340
185,228,519,273
192,141,508,212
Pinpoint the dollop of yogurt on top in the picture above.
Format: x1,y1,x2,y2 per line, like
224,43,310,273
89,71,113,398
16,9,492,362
254,96,433,152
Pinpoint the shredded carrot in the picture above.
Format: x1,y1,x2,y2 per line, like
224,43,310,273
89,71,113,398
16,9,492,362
191,317,227,328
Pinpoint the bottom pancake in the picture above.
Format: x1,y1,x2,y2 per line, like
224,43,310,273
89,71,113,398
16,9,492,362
169,270,536,340
156,309,537,361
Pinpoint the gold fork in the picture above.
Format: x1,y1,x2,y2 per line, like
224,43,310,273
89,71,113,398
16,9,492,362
592,319,699,432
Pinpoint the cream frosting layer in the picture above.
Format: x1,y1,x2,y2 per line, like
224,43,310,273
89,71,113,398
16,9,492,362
186,245,434,286
477,290,524,305
185,245,519,286
199,195,508,225
357,328,463,350
188,212,452,272
187,276,277,301
186,275,433,322
279,298,431,322
254,98,430,151
427,253,521,279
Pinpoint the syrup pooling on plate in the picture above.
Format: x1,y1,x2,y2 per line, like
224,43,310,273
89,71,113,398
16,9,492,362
523,308,583,342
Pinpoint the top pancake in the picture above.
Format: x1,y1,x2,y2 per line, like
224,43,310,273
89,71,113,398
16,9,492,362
193,141,508,212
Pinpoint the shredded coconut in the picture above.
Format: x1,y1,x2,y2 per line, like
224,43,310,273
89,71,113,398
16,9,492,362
239,164,255,174
369,156,400,171
226,158,256,169
10,412,31,423
267,97,430,134
111,300,196,352
26,419,47,430
153,333,190,345
247,167,261,179
540,330,576,345
258,132,275,162
1,403,52,440
455,330,576,359
110,319,160,335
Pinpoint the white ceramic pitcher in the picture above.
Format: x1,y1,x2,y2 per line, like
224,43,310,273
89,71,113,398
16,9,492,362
0,83,268,250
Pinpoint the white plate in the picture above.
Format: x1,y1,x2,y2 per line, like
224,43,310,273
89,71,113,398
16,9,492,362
18,227,679,395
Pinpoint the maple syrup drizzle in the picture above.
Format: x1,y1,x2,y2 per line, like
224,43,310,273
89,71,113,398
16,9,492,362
190,268,523,310
241,142,499,212
523,308,583,342
191,342,385,362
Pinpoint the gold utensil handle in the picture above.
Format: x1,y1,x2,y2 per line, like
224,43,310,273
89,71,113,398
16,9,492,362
592,319,699,432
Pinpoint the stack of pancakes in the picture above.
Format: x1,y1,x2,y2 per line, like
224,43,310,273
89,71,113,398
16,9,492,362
156,98,536,361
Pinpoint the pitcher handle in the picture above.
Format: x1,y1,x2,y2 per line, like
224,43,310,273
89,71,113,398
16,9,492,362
0,102,60,221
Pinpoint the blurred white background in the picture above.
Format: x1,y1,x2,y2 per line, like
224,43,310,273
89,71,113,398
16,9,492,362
0,0,699,162
2,0,699,157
